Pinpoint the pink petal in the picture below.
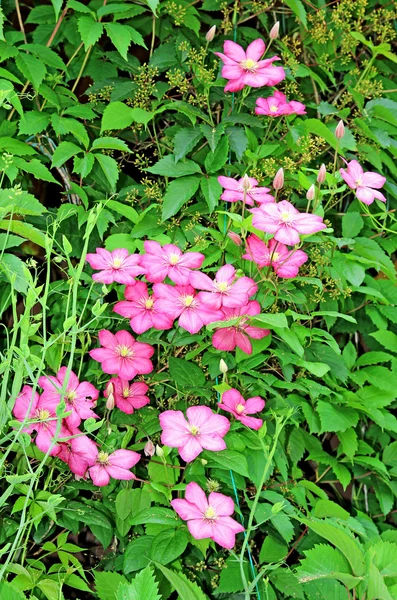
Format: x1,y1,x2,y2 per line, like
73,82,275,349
223,40,246,62
98,329,116,349
109,449,140,469
89,464,110,486
171,498,203,521
212,328,237,351
245,38,266,61
211,522,239,549
179,436,203,462
185,482,209,512
239,415,263,430
188,519,214,540
106,465,136,480
208,492,235,516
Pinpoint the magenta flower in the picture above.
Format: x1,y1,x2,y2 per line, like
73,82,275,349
140,241,204,285
88,448,141,487
171,482,244,549
219,389,264,430
58,428,98,477
38,367,99,429
189,264,257,310
243,234,308,278
159,406,230,463
89,330,154,380
85,248,146,285
153,284,223,334
251,200,326,245
340,160,386,205
212,301,270,355
255,91,306,117
105,378,150,414
215,39,285,92
218,176,274,206
114,281,173,334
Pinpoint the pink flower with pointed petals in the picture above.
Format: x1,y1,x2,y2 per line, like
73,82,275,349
88,449,141,487
85,248,146,285
189,264,257,310
89,330,154,379
251,200,326,245
219,389,264,430
114,281,173,334
104,378,150,414
255,91,306,117
243,234,308,278
218,176,274,206
140,241,204,285
340,160,386,205
171,482,244,549
215,39,285,92
212,301,270,355
58,428,98,477
153,284,223,334
38,367,99,429
159,406,230,463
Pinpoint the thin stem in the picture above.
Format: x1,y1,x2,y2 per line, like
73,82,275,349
15,0,27,44
150,14,156,58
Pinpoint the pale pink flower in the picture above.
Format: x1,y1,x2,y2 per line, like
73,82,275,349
140,241,204,285
114,281,173,334
58,428,98,477
218,176,274,206
189,264,257,310
212,301,270,355
153,284,223,334
255,91,306,117
85,248,146,285
171,482,244,549
89,330,154,379
243,234,308,278
38,367,99,429
159,406,230,463
251,200,326,245
88,449,141,487
219,389,264,430
340,160,386,205
215,39,285,92
104,378,150,414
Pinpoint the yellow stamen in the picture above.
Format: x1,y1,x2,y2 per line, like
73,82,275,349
241,58,257,72
217,281,229,292
112,257,123,269
97,451,109,464
270,105,278,112
169,253,180,265
235,403,245,415
37,409,50,421
204,506,217,520
184,295,195,307
123,387,130,398
117,345,132,358
189,425,200,436
145,298,154,309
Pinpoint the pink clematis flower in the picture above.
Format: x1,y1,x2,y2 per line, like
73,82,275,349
114,281,173,334
251,200,326,245
89,330,154,380
104,378,150,414
255,91,306,117
219,389,265,430
215,39,285,92
243,234,308,278
159,406,230,463
58,428,98,477
218,176,274,206
38,367,99,429
153,284,223,334
12,386,68,456
88,449,141,487
189,264,257,310
140,241,204,285
212,301,270,355
85,248,146,285
340,160,386,205
171,482,244,549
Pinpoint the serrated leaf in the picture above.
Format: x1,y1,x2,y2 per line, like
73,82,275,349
92,137,129,152
204,136,229,174
101,102,154,133
14,158,59,185
77,16,103,50
283,0,307,28
317,402,359,433
297,544,357,586
18,111,50,135
117,567,161,600
94,571,128,600
173,127,203,161
370,330,397,353
162,176,200,221
154,562,209,600
51,141,83,168
342,212,364,238
16,53,47,89
94,154,119,191
147,155,201,177
200,176,221,212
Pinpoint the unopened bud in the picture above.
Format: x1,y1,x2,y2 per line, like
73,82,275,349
227,231,242,246
205,25,216,42
273,168,284,190
306,185,315,201
105,392,115,411
144,440,155,457
104,381,114,397
317,163,326,184
241,173,251,192
155,444,164,458
269,21,280,40
335,120,345,139
219,359,228,374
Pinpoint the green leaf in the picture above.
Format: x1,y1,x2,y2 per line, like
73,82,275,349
174,127,203,161
200,177,221,212
92,137,129,152
15,53,47,89
154,563,209,600
123,536,154,574
0,582,27,600
145,0,159,14
0,220,47,247
317,402,359,433
0,188,45,216
116,488,151,522
0,233,24,250
130,507,179,527
14,158,59,185
150,529,188,565
50,0,63,20
105,23,146,61
283,0,307,28
168,357,206,389
338,429,358,460
94,154,119,191
206,449,250,477
101,102,154,132
342,212,364,238
1,254,28,293
73,153,95,178
147,155,201,178
106,200,139,223
313,500,349,520
18,111,50,135
274,327,304,357
0,137,36,156
162,176,201,221
204,136,229,174
51,114,89,148
252,313,288,328
77,16,103,51
20,44,66,70
370,330,397,353
297,544,357,586
94,571,128,600
51,141,83,168
117,567,161,600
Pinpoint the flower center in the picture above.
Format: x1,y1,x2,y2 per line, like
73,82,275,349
123,387,130,398
280,211,292,224
37,408,50,421
235,403,246,415
183,294,195,307
272,252,280,262
189,425,200,436
145,298,154,309
117,345,133,358
97,451,109,465
203,506,217,521
356,178,363,187
216,281,229,293
112,257,124,269
66,390,77,403
270,104,278,112
168,253,180,266
240,58,257,72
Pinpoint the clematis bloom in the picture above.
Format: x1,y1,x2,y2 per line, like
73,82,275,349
215,39,285,92
114,281,173,334
212,301,270,355
88,448,141,487
189,264,257,310
104,378,150,414
58,428,98,477
251,200,326,245
171,482,244,549
140,241,204,285
219,389,265,430
218,176,274,206
340,160,386,205
243,234,308,278
89,330,154,379
255,91,306,117
85,248,146,285
159,405,230,463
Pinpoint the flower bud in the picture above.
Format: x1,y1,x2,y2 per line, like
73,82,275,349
306,185,315,201
105,392,115,411
241,173,251,192
144,440,155,457
104,381,114,397
335,120,345,139
269,21,280,40
227,231,242,246
219,359,228,374
205,25,216,42
317,163,326,184
273,167,284,190
155,444,164,458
